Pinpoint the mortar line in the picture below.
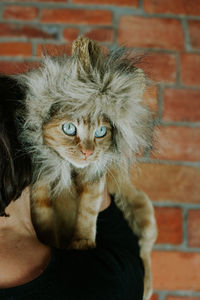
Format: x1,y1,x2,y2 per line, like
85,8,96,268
181,18,192,52
183,206,189,248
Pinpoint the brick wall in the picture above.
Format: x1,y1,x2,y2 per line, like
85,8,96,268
0,0,199,299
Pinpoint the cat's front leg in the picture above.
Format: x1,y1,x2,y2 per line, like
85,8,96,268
69,177,105,250
31,180,78,249
31,180,57,247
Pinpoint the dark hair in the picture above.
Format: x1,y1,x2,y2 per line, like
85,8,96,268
0,75,31,216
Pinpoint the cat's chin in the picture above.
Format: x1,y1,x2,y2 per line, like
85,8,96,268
69,160,90,169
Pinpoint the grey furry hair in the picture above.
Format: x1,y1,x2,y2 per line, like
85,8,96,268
16,36,152,190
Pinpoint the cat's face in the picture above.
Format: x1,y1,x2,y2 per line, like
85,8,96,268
43,115,113,168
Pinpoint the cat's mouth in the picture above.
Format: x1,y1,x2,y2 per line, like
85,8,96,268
70,159,90,169
65,151,101,168
68,156,95,169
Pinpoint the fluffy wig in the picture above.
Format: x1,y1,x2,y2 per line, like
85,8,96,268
17,37,152,171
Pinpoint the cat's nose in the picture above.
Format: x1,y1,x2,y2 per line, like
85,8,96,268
81,149,93,158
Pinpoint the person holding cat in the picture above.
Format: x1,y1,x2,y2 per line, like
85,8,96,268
0,75,144,299
0,36,157,300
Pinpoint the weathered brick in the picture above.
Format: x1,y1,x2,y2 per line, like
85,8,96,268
180,53,200,86
155,207,182,244
118,16,184,50
144,0,200,16
36,43,72,57
0,62,24,74
41,9,112,25
142,85,158,115
141,53,177,83
188,210,200,247
84,28,114,43
0,61,39,74
0,23,54,39
131,163,200,204
38,0,66,1
154,126,200,161
5,0,66,2
0,42,31,57
150,295,158,300
71,0,138,6
63,28,80,42
3,5,38,21
152,251,200,290
163,88,200,122
188,20,200,50
166,297,200,300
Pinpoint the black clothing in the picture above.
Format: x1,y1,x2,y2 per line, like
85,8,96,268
0,199,144,300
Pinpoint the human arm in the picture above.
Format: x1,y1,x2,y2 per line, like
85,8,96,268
55,197,144,300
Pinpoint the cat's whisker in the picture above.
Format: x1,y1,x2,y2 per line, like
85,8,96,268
94,162,100,178
106,167,121,196
115,160,129,173
106,167,126,212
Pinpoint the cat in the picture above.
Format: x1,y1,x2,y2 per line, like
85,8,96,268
15,36,157,300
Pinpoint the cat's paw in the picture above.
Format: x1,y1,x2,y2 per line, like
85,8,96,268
69,239,96,250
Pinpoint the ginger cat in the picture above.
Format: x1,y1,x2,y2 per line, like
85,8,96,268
16,37,157,300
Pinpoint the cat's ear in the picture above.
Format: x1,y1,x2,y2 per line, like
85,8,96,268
72,36,102,72
133,68,146,98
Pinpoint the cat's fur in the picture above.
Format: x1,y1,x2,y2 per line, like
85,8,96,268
16,37,157,300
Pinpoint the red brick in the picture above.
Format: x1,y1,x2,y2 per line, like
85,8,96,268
3,5,38,21
72,0,138,6
118,16,184,50
155,207,182,244
180,53,200,86
188,210,200,247
150,295,158,300
142,85,158,115
163,88,200,122
36,43,72,57
144,0,200,16
38,0,66,1
141,53,177,83
0,42,31,57
41,9,112,25
0,61,40,75
152,251,200,290
84,28,114,43
0,23,53,39
166,297,200,300
154,126,200,161
131,163,200,204
5,0,66,2
63,28,80,42
188,20,200,50
0,62,25,75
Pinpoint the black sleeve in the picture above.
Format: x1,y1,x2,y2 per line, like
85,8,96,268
56,198,144,300
0,199,144,300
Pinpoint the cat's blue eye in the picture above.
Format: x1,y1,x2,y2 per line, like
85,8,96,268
95,126,107,138
62,123,76,136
